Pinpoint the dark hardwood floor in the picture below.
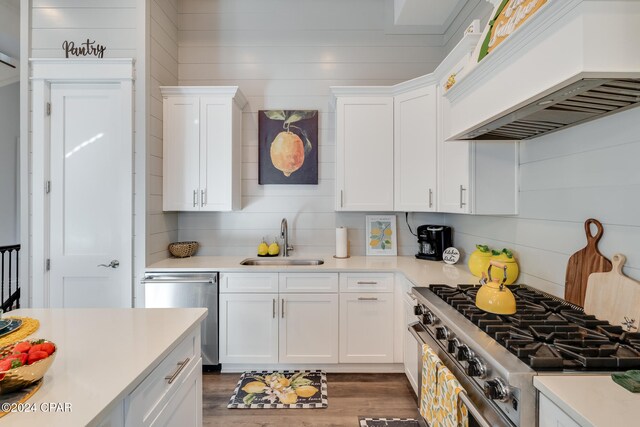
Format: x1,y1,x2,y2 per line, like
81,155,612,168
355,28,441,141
203,372,420,426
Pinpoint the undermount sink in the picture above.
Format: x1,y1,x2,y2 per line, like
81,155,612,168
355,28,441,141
240,258,325,266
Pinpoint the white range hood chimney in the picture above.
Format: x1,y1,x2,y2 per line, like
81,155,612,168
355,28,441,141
444,0,640,141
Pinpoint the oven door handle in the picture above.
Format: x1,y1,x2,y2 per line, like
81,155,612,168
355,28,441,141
409,321,426,344
408,322,493,427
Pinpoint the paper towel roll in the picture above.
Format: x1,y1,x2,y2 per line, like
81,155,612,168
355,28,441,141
335,227,348,258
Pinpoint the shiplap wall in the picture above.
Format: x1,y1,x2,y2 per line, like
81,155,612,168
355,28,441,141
147,0,179,265
30,0,137,58
446,108,640,297
176,0,446,256
443,0,493,54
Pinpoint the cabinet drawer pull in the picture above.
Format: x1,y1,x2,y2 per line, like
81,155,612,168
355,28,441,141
193,190,197,208
272,298,276,318
165,357,190,384
281,298,285,318
358,297,378,301
357,281,378,285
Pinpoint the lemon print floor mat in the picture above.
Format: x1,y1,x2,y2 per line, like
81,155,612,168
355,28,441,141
358,418,425,427
228,370,327,409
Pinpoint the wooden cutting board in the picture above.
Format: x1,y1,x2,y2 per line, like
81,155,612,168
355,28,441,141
564,218,612,307
584,254,640,330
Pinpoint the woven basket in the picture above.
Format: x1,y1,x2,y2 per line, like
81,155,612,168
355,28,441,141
168,241,199,258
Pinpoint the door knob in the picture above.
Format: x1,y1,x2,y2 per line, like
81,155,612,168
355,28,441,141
98,260,120,269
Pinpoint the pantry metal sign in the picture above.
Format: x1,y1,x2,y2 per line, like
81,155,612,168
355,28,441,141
62,39,106,59
478,0,547,61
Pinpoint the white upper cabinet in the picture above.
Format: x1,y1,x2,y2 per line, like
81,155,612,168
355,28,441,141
436,37,518,215
331,32,518,216
161,86,246,212
334,95,394,211
394,85,438,212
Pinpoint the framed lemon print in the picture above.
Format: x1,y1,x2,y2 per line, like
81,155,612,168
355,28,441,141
258,110,318,184
366,215,397,256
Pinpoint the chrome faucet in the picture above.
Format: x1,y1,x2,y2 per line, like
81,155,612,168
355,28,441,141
280,218,294,257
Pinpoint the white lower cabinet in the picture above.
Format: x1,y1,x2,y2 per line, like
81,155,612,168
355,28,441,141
403,290,420,395
219,273,339,365
538,393,582,427
220,272,399,367
125,328,202,427
150,358,202,427
279,293,339,363
339,293,394,363
219,293,279,364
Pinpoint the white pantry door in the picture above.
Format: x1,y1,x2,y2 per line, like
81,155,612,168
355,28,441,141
48,83,132,308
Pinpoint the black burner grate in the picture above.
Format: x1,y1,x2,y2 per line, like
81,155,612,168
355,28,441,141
428,283,640,372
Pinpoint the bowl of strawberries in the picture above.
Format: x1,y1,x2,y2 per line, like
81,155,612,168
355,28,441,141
0,339,56,393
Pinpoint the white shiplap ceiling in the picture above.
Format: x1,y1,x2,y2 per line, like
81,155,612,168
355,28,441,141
394,0,468,27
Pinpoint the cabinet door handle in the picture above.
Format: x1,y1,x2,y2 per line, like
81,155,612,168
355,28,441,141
357,281,378,285
201,189,205,207
281,298,285,318
358,297,378,301
429,188,433,208
165,357,190,384
193,190,197,208
340,190,344,208
272,298,276,318
459,185,467,209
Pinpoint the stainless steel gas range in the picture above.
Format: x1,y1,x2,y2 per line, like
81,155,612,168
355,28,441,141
409,284,640,427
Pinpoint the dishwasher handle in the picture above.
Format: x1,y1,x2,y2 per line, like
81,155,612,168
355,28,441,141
141,277,216,285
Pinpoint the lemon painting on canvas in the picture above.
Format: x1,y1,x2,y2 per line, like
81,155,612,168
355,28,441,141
258,110,318,185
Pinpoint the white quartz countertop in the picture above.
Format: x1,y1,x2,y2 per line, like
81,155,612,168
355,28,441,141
146,255,478,287
0,308,207,426
534,375,640,427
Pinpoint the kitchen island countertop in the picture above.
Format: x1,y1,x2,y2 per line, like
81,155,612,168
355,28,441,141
146,255,478,287
0,308,207,426
535,375,640,427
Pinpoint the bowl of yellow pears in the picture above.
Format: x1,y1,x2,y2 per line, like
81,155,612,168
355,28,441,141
257,238,280,257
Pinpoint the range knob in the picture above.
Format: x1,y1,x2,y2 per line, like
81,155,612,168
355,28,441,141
422,311,437,325
483,378,510,402
466,357,487,378
447,337,460,354
413,304,425,316
435,326,450,340
456,344,473,362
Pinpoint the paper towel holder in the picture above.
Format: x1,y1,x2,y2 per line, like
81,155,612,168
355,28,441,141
334,228,350,258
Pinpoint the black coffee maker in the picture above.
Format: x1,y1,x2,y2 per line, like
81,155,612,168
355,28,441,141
415,225,452,261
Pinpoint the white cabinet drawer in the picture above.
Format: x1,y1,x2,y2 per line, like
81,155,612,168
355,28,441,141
149,358,202,427
279,273,339,293
339,273,394,292
127,328,199,426
220,272,279,293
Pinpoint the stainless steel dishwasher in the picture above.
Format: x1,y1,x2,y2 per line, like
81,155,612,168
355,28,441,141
142,272,219,368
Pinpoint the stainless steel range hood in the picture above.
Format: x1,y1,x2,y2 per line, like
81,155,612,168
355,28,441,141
456,78,640,140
